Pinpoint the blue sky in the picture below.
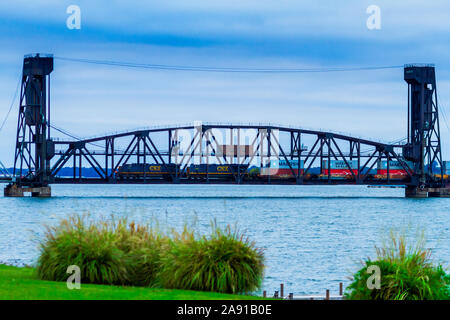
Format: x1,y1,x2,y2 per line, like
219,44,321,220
1,1,450,165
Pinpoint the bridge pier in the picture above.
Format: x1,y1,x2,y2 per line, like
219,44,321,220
4,184,51,198
405,186,450,198
405,186,428,198
4,184,23,197
428,187,450,198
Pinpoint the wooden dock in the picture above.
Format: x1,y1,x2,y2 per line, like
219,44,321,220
284,294,343,300
265,283,345,300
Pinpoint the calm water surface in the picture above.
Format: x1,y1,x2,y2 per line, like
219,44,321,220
0,183,448,295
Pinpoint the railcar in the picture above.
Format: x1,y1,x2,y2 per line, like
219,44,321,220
117,163,178,179
320,159,359,179
374,160,413,179
187,164,248,179
260,159,303,178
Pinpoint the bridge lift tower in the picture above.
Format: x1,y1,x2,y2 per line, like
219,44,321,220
4,54,54,197
403,65,448,197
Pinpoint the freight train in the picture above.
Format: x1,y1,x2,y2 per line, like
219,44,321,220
116,159,449,181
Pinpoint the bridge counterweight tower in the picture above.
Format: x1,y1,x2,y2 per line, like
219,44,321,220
4,54,54,197
402,64,448,197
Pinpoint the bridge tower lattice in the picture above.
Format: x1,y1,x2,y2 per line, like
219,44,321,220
403,65,444,189
13,54,54,188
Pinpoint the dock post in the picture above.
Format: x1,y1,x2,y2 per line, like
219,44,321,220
325,289,330,300
339,282,343,296
280,283,284,298
263,291,266,298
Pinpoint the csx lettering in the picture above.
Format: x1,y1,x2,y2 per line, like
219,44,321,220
149,166,161,171
217,166,229,171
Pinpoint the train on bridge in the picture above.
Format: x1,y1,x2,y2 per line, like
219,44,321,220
114,160,450,182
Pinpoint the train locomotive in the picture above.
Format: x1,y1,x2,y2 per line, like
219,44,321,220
116,163,178,179
186,164,248,180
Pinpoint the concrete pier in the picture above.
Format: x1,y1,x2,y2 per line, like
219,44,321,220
3,184,24,197
405,186,450,198
405,186,428,198
4,184,51,197
428,187,450,198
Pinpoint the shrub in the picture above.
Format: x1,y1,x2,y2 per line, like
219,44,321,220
37,215,166,286
37,215,265,294
37,215,128,285
158,224,264,294
116,221,168,286
346,232,450,300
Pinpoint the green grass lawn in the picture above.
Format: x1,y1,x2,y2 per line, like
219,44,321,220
0,264,265,300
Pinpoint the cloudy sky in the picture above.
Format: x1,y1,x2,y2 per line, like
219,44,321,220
1,1,450,165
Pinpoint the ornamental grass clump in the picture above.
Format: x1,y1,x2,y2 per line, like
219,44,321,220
37,215,128,285
37,215,264,294
116,221,168,287
346,231,450,300
158,224,265,294
36,215,167,286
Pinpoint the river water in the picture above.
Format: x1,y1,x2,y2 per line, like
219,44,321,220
0,183,448,296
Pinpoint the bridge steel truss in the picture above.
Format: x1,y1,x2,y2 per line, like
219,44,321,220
44,124,413,186
4,54,450,197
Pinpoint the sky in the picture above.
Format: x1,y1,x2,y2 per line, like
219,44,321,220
1,0,450,165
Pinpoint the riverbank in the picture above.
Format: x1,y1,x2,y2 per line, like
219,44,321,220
0,265,264,300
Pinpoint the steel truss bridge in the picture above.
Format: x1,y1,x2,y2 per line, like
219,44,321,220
2,54,450,197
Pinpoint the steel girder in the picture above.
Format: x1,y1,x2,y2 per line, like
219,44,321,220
40,124,418,186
